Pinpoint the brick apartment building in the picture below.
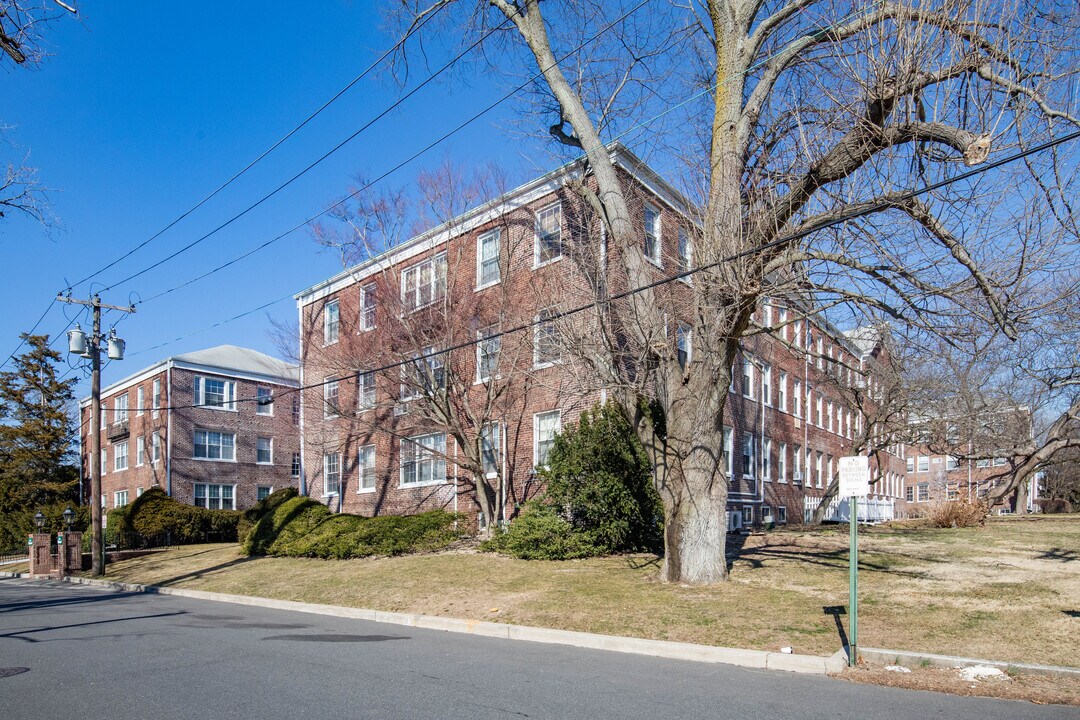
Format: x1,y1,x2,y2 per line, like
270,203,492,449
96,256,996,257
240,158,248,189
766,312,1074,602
900,407,1038,513
294,144,906,529
79,345,300,513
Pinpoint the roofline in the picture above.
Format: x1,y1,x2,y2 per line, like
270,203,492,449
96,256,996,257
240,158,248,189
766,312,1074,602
293,142,696,307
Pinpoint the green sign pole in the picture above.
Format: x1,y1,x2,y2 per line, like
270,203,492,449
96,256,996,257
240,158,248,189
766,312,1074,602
849,495,858,667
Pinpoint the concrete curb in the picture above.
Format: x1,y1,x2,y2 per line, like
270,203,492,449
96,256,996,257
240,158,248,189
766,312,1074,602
2,572,839,675
860,647,1080,679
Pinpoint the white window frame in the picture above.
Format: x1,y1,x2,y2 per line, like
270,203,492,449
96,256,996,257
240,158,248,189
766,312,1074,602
762,438,772,481
476,228,501,289
777,307,788,341
742,357,755,400
534,202,563,267
359,283,376,331
723,427,734,478
256,436,274,465
482,422,501,478
324,377,340,418
193,430,236,462
114,393,128,424
477,326,501,382
793,380,802,418
257,485,274,502
195,376,237,412
357,370,376,411
401,348,445,401
777,372,787,412
534,410,561,468
742,432,756,479
291,452,302,479
918,455,930,472
906,456,915,473
152,431,161,463
114,490,128,508
533,307,561,368
401,252,448,313
152,378,161,419
101,449,106,475
643,203,662,266
676,324,692,369
324,299,340,345
358,444,376,493
792,444,802,484
136,386,144,417
761,363,772,406
114,441,129,472
256,386,274,416
778,442,788,483
400,432,447,488
323,452,341,496
194,483,236,510
946,455,959,471
677,226,692,277
136,436,146,467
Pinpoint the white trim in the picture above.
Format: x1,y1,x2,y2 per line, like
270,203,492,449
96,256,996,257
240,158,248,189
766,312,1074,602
357,444,376,494
475,227,502,290
256,436,274,465
533,410,561,469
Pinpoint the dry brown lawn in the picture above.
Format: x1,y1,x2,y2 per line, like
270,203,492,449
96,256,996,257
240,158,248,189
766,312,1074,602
95,515,1080,671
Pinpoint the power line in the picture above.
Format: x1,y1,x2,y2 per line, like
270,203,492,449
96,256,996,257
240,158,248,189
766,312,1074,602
63,4,448,294
99,9,525,294
0,297,56,371
109,126,1080,413
128,0,657,305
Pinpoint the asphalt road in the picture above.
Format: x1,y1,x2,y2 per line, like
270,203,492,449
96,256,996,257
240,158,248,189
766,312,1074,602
0,578,1071,719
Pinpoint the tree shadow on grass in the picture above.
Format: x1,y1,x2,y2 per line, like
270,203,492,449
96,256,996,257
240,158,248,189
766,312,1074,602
1037,547,1078,562
727,540,933,579
146,554,257,588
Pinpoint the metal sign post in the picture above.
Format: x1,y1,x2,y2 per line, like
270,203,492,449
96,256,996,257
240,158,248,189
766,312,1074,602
838,455,869,667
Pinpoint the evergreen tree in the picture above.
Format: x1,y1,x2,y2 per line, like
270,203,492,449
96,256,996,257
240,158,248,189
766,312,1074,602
0,334,80,547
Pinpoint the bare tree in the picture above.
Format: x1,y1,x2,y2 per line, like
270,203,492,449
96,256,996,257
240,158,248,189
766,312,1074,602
1,1,78,226
388,0,1080,583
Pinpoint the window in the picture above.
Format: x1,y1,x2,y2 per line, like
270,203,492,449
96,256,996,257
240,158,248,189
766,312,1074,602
762,438,772,481
402,253,448,312
946,484,959,500
815,451,824,488
793,380,802,417
477,229,501,287
535,203,562,265
976,458,991,468
742,357,754,399
257,486,273,502
194,483,235,510
826,455,834,486
643,203,661,264
723,427,734,478
917,483,930,502
993,457,1007,467
676,324,692,369
477,326,501,381
136,436,146,466
291,452,301,479
917,455,929,472
114,441,128,471
816,337,824,370
777,307,788,341
114,490,128,508
292,394,300,425
905,485,914,502
792,444,802,483
761,364,772,406
742,506,754,524
777,372,787,412
777,505,787,524
193,430,236,461
114,394,128,424
136,386,144,416
534,307,561,367
357,370,376,410
906,456,915,473
359,283,376,331
152,379,161,418
136,487,144,497
534,411,561,468
402,349,445,400
257,386,274,416
794,320,802,349
324,299,340,344
358,445,376,492
778,443,787,483
323,452,341,496
482,422,500,476
324,378,340,418
195,376,236,411
100,448,107,475
400,433,446,487
677,227,691,273
815,396,823,428
256,437,273,464
742,433,755,478
827,401,834,433
762,301,772,329
152,431,161,463
946,456,959,471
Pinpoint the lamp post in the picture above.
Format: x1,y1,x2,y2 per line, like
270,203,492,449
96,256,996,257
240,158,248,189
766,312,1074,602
62,507,75,531
34,511,45,531
58,294,135,577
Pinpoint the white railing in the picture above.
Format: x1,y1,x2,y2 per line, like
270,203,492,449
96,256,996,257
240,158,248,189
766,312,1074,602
804,495,895,524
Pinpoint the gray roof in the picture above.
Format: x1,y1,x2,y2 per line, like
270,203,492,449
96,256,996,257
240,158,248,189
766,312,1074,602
842,326,882,357
172,345,299,381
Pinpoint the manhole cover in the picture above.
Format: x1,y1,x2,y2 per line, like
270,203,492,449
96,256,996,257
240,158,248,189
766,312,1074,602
0,668,29,679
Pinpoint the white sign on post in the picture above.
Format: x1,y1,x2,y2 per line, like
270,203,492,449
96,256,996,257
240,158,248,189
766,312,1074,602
838,456,870,498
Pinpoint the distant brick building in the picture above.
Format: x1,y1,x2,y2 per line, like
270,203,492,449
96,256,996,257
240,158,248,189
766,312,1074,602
294,145,906,529
79,345,300,513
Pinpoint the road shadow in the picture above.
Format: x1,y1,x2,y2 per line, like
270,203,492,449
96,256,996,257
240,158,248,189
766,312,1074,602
0,610,186,643
0,585,147,615
261,633,409,643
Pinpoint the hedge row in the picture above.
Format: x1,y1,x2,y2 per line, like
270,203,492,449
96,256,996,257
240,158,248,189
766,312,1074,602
241,494,461,559
108,487,241,542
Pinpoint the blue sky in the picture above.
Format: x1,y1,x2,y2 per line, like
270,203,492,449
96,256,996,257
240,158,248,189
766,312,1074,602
2,2,550,394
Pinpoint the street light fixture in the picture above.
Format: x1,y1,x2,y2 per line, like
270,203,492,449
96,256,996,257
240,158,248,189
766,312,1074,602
34,511,45,530
63,507,75,531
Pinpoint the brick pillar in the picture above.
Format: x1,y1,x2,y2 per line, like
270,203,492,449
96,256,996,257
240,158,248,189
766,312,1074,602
28,533,51,576
60,532,84,574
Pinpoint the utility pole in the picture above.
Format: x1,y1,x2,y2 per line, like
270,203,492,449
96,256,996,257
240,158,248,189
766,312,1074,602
57,294,134,577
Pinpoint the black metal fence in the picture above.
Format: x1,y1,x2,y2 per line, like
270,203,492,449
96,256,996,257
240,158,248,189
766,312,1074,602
0,548,30,566
102,529,234,552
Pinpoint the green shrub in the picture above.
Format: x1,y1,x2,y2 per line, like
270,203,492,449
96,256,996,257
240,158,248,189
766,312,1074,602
481,502,599,560
237,487,298,544
487,402,663,560
242,495,460,559
117,487,241,542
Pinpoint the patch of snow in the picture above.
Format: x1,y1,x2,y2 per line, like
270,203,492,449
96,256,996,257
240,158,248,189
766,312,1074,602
884,665,912,673
780,647,793,654
959,665,1007,682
